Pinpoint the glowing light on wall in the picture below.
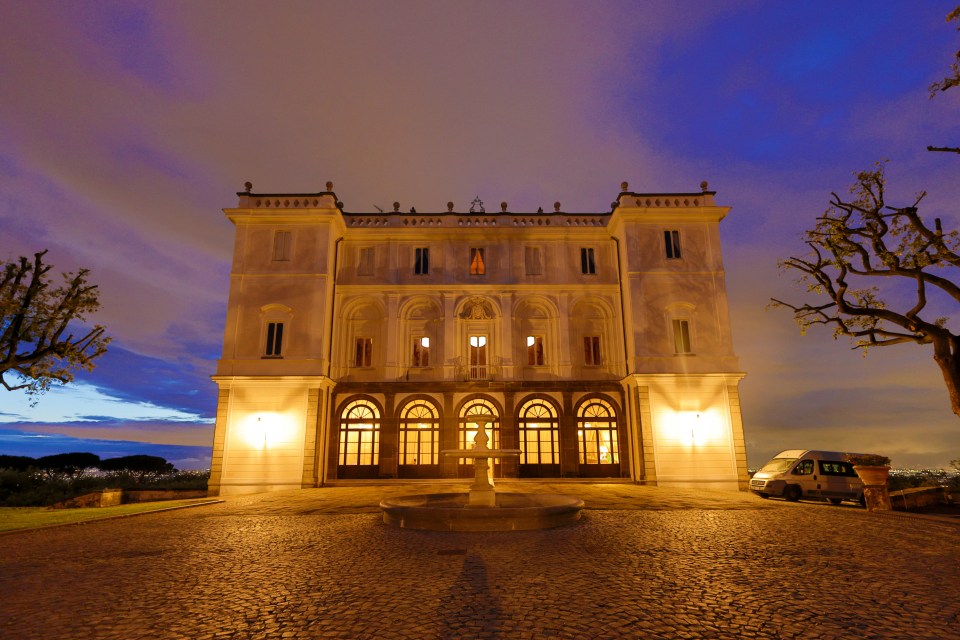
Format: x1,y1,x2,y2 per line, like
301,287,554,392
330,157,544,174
235,411,300,449
663,411,725,447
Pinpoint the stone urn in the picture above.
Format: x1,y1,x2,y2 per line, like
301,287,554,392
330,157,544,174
846,454,892,512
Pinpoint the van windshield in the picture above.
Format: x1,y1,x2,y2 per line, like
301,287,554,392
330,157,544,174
758,457,797,474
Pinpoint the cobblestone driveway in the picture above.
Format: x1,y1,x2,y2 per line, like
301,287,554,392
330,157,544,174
2,483,958,639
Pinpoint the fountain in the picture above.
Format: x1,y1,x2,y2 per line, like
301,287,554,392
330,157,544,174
379,415,584,531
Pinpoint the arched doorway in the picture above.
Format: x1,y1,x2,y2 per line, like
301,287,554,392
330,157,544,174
397,398,441,479
577,397,621,478
457,398,501,478
337,398,381,479
517,397,560,478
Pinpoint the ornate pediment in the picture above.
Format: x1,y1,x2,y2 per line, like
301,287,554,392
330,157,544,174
461,297,494,320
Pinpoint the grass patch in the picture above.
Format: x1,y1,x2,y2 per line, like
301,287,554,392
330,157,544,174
0,499,219,533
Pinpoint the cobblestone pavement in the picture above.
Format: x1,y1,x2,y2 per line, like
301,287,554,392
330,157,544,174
2,483,958,639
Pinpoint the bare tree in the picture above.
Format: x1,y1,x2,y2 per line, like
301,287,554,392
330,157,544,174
928,6,960,154
1,250,110,396
771,165,960,417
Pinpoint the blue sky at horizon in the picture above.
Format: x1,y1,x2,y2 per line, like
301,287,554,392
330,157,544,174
2,1,959,470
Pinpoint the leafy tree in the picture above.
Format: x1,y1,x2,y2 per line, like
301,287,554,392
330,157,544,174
1,250,110,397
928,6,960,154
35,452,101,479
99,455,175,483
771,165,960,417
0,454,36,471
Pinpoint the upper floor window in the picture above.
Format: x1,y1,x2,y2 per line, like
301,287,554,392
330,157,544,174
664,230,682,259
468,335,488,379
470,248,486,275
354,337,373,367
525,246,543,276
358,247,374,276
264,322,284,357
273,231,292,261
527,335,544,366
580,247,596,274
584,336,602,366
414,247,429,275
412,336,430,367
672,319,691,354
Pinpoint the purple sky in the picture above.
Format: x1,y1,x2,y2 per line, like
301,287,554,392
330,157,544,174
2,1,958,470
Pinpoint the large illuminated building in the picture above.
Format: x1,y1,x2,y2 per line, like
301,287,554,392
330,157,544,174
208,181,748,495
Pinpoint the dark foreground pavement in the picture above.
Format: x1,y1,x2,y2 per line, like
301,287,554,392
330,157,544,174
1,482,958,639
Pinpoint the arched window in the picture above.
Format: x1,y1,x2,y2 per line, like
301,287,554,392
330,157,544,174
458,398,501,455
518,398,559,465
338,399,380,466
398,399,440,466
577,398,619,465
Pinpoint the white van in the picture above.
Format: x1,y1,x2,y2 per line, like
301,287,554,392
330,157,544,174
750,450,864,505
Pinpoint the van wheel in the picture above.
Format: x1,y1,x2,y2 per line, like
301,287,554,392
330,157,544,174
783,485,802,502
859,494,866,508
829,498,842,505
757,493,770,499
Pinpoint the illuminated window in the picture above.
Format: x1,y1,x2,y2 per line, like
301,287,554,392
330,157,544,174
458,398,500,463
470,248,486,275
273,230,292,261
354,337,373,367
580,247,596,274
583,336,601,366
673,319,691,354
412,336,430,367
338,399,380,466
469,335,488,380
414,247,429,275
525,246,542,275
264,322,284,357
577,398,619,465
518,398,559,465
399,399,440,465
526,335,544,366
358,247,374,275
664,230,681,259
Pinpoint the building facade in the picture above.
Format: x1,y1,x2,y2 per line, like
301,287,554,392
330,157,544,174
208,181,748,495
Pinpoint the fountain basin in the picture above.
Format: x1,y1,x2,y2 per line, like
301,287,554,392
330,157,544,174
380,492,584,531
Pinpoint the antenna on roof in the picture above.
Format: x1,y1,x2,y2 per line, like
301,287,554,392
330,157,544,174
373,205,384,213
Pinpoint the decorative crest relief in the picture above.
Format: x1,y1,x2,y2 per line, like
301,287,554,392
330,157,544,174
461,297,493,319
469,196,485,213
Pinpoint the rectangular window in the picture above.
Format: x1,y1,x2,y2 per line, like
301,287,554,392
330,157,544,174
414,247,429,275
469,248,486,275
469,335,488,379
265,322,284,357
664,230,682,259
526,335,544,366
580,247,596,274
273,231,292,261
525,246,542,275
673,319,691,354
412,336,430,367
583,336,601,366
358,247,374,275
354,337,373,367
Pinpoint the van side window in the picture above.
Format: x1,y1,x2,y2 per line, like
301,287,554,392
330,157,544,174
820,461,858,477
792,460,814,475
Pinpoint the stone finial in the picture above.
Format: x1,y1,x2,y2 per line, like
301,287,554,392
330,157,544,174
447,201,455,212
611,202,619,209
393,201,400,212
554,201,561,212
501,201,508,212
410,207,417,214
335,201,344,208
243,181,252,193
537,206,543,214
620,181,628,192
326,181,334,192
700,180,709,192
